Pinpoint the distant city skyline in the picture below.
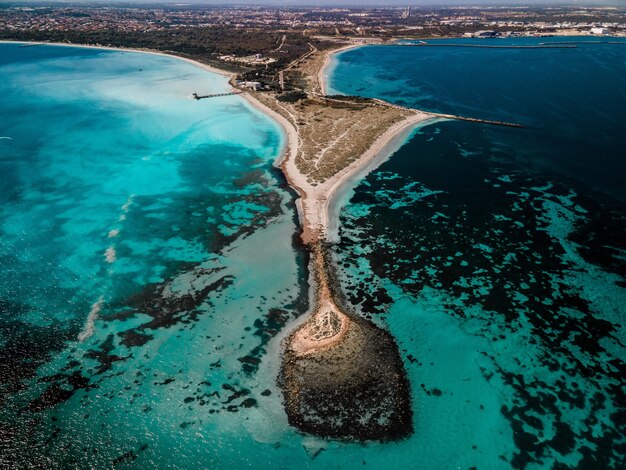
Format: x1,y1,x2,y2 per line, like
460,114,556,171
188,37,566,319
9,0,626,6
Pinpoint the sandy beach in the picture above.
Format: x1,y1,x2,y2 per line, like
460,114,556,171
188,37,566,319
244,87,434,246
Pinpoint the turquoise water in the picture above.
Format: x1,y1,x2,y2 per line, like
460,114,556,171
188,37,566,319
329,39,626,468
2,40,625,469
0,43,313,467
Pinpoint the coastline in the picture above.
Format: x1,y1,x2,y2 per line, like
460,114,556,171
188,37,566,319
0,39,234,79
317,43,363,96
313,41,441,242
268,108,434,246
314,111,435,243
4,38,423,440
324,113,441,242
237,92,306,228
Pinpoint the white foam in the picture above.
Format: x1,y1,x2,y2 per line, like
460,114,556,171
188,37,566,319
104,246,117,263
107,229,120,238
121,194,135,212
0,136,12,140
77,296,103,342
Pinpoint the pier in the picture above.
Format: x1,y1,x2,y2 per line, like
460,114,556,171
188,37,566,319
192,91,242,100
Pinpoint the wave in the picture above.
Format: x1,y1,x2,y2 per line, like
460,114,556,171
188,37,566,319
77,296,104,342
104,246,117,263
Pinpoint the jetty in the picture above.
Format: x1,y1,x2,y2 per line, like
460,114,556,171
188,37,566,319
427,111,525,128
370,99,526,129
540,41,626,46
192,91,242,100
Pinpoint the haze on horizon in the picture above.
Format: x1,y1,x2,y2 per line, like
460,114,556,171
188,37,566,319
9,0,626,6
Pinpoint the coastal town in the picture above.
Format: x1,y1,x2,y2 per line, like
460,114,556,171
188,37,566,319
3,3,625,95
2,3,625,38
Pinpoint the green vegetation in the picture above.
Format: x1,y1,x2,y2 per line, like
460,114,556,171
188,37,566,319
277,91,308,103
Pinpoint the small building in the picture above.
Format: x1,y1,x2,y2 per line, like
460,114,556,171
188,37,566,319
474,30,497,38
237,81,262,91
591,27,611,35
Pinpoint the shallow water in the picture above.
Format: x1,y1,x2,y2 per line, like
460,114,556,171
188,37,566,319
329,38,626,468
0,43,314,468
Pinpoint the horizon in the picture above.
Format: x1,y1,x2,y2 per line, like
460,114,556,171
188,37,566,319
4,0,626,7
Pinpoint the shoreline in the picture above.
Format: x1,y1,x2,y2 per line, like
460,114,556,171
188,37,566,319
318,111,436,243
324,113,441,242
313,42,444,242
0,39,235,79
317,43,363,96
237,92,306,228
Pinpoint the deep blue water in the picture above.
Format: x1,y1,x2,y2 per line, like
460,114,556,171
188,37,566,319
327,37,626,203
329,38,626,468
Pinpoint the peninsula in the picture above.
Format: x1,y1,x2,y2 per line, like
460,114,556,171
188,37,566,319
238,43,431,440
238,40,526,438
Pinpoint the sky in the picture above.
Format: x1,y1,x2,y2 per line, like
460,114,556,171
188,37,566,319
11,0,626,5
199,0,625,5
156,0,621,4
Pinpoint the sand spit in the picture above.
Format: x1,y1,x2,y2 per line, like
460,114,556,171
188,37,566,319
242,42,419,441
